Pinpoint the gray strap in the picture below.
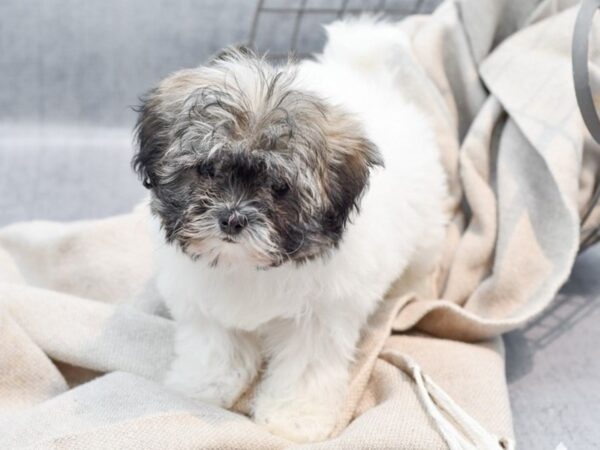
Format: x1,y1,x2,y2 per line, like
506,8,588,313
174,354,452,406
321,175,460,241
573,0,600,144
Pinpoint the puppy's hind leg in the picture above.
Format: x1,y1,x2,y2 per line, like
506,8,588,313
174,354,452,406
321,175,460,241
165,318,261,408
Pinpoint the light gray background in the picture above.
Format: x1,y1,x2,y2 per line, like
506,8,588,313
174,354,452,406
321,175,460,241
0,1,598,449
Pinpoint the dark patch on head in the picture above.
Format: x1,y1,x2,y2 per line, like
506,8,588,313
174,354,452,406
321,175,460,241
222,152,265,185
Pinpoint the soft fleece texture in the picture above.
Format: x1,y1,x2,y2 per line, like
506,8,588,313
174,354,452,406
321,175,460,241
0,0,599,448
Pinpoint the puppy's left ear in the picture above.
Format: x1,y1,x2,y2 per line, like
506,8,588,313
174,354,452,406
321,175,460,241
322,111,383,236
133,88,172,189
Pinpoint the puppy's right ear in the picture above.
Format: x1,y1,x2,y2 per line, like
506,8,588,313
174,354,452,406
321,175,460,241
133,88,171,189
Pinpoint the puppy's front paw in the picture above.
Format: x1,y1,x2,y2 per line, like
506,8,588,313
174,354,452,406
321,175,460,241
164,366,250,408
253,394,339,443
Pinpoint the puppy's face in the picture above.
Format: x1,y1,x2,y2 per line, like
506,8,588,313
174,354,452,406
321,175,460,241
134,48,382,268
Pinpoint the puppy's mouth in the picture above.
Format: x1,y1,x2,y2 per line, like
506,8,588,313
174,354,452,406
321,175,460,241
182,235,276,269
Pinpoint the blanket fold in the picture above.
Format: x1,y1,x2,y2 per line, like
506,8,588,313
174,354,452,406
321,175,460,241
0,0,598,448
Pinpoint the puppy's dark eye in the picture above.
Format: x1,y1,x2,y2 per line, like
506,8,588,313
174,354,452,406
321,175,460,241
271,181,289,197
197,161,215,178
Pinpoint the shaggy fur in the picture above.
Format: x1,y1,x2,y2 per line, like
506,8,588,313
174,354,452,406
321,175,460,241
134,50,381,267
134,18,447,443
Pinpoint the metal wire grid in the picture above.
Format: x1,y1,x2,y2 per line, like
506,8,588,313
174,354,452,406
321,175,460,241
247,0,439,58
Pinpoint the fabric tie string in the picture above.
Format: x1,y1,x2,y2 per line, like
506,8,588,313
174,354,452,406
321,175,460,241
381,351,515,450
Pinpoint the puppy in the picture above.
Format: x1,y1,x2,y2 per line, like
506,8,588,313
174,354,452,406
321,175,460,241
133,19,447,443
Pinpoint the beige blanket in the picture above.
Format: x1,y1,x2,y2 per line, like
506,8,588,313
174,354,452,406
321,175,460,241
1,0,599,448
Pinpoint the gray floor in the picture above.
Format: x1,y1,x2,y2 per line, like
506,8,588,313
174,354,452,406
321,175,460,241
505,248,600,450
1,0,598,449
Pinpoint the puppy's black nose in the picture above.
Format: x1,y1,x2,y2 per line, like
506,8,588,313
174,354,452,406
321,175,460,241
218,210,248,235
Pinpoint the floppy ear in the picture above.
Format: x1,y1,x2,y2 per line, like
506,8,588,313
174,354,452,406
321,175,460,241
321,111,383,238
133,88,172,189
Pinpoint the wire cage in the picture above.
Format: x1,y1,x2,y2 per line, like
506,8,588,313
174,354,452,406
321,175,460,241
247,0,441,59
